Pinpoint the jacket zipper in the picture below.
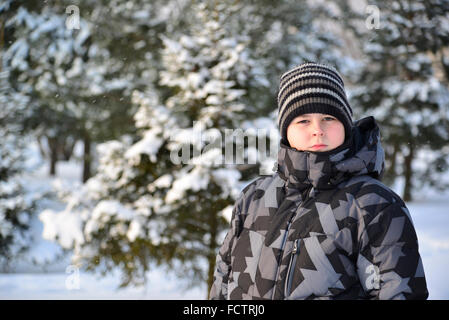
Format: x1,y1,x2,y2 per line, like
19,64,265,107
271,215,294,299
270,184,315,299
284,238,301,297
283,182,315,298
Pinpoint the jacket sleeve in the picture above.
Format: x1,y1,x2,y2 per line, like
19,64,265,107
209,198,244,300
356,200,429,300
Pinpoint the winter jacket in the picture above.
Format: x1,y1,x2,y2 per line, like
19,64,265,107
210,116,428,300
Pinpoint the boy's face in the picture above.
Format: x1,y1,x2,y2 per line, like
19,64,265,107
286,113,345,152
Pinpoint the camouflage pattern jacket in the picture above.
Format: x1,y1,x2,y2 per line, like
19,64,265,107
210,117,428,300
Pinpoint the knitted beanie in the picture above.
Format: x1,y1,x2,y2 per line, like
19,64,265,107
277,62,353,143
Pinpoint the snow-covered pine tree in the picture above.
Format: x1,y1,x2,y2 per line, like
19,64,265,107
155,1,272,295
3,3,87,177
33,0,195,286
2,1,137,181
0,130,36,270
0,70,36,270
337,0,449,200
39,98,176,287
40,0,270,296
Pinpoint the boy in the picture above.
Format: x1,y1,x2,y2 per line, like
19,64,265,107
209,62,428,300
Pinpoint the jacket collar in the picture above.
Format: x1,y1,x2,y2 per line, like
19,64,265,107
276,116,385,191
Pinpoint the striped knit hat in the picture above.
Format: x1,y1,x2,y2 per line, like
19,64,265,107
277,62,353,143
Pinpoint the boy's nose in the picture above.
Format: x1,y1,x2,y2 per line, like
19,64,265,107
312,121,324,136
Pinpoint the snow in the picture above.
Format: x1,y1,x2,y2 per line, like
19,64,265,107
212,168,242,199
91,200,144,241
0,212,14,237
91,200,135,222
219,205,234,223
166,167,210,203
5,38,29,71
125,129,164,164
407,200,449,300
40,208,85,249
126,220,143,242
149,174,173,192
0,269,205,300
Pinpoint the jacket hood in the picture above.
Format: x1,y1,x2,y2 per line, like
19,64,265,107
276,116,385,190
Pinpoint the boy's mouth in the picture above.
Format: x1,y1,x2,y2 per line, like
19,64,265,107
310,144,327,150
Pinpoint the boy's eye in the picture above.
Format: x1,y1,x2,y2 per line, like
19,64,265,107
296,119,309,124
323,116,336,121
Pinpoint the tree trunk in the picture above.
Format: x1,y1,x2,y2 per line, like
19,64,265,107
385,140,399,185
82,132,91,183
47,136,58,176
207,211,218,299
403,142,414,202
50,150,57,176
36,135,49,161
62,136,76,161
0,21,4,71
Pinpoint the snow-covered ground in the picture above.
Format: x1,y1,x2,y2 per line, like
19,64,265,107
407,201,449,299
0,142,448,300
0,269,206,300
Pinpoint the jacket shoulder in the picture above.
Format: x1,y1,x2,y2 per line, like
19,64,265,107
343,176,410,223
349,176,404,205
235,173,284,214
